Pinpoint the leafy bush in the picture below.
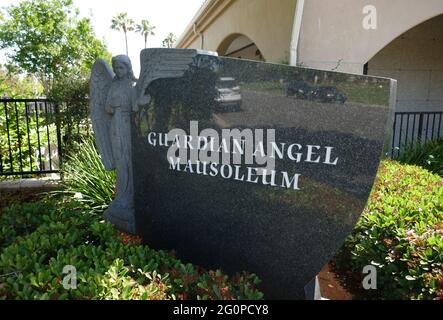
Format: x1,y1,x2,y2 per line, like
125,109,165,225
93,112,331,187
59,138,115,213
0,198,263,300
395,139,443,176
0,67,42,98
339,160,443,299
47,71,96,150
0,200,55,248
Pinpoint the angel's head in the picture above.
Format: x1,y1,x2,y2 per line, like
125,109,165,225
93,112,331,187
112,55,135,80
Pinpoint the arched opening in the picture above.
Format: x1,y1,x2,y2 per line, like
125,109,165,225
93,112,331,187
217,34,265,62
366,14,443,113
366,14,443,153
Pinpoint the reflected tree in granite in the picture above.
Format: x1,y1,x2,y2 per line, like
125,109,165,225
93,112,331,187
141,54,220,133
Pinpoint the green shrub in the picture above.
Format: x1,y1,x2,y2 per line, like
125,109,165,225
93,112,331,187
59,138,115,214
395,139,443,176
47,72,94,150
0,198,263,300
0,200,60,248
340,160,443,300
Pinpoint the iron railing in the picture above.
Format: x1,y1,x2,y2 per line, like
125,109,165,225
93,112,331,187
0,99,62,176
391,111,443,157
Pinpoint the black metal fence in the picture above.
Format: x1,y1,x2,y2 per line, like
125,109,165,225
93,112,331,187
0,99,62,176
1,98,91,177
391,111,443,158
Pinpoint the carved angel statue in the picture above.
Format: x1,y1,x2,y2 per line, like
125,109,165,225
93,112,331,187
90,49,209,234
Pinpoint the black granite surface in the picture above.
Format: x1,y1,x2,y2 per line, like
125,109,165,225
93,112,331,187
132,53,395,299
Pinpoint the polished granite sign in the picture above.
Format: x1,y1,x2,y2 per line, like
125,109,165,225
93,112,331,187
91,48,396,299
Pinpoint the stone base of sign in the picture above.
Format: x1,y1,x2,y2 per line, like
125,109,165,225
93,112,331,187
103,206,136,234
304,276,324,300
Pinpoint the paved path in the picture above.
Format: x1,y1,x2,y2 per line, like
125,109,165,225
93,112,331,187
0,177,60,191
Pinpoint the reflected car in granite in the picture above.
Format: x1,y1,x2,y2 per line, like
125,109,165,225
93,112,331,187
285,80,347,104
215,77,242,111
285,80,313,99
311,86,347,104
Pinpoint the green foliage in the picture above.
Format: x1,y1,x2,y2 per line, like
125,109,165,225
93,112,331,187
0,200,55,248
0,99,58,173
0,0,110,83
46,71,92,148
135,19,156,49
0,0,110,158
48,73,88,106
0,198,263,300
59,138,115,214
162,33,177,49
110,12,135,33
111,12,135,55
97,259,172,300
0,68,43,98
0,70,48,174
340,160,443,299
395,139,443,176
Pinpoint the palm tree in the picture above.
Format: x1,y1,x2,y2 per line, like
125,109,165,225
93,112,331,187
111,12,135,55
135,19,156,49
162,32,177,48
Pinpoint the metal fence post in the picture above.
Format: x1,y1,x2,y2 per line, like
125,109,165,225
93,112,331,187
54,102,63,180
417,113,424,143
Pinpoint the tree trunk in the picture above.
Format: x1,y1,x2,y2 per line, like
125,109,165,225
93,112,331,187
144,34,147,49
124,31,129,56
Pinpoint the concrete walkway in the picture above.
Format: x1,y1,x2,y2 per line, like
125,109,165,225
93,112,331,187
0,176,60,192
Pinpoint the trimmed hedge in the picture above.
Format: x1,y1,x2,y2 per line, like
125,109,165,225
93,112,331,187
0,199,263,300
340,160,443,299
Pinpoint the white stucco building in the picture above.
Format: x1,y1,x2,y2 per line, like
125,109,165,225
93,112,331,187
177,0,443,115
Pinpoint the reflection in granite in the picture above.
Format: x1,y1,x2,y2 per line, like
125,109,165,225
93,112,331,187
132,52,395,299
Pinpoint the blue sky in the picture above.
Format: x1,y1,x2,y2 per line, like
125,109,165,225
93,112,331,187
0,0,205,75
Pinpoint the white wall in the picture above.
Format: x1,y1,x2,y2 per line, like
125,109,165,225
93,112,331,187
298,0,443,74
368,14,443,112
178,0,297,64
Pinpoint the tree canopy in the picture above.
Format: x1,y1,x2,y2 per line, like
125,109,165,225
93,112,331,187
135,19,156,49
0,0,110,82
162,33,177,48
0,67,42,98
111,12,135,55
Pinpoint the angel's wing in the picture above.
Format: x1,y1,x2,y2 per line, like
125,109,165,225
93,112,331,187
136,48,217,98
89,59,115,170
